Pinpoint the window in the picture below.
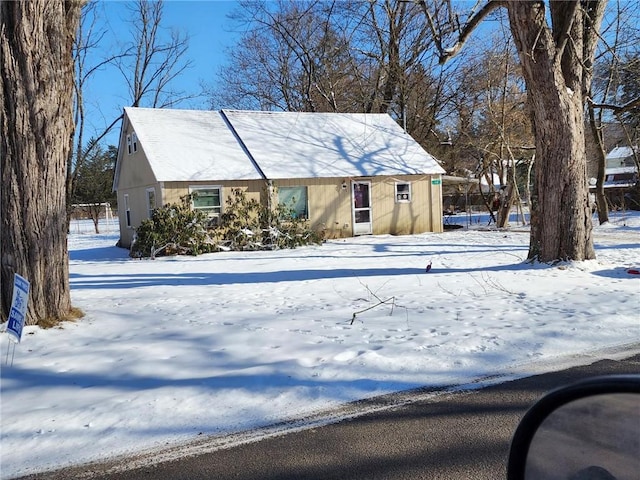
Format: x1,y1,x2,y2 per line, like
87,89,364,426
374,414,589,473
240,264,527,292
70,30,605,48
126,135,132,155
278,186,308,219
124,194,131,227
395,182,411,203
146,188,156,218
132,132,138,153
191,186,222,221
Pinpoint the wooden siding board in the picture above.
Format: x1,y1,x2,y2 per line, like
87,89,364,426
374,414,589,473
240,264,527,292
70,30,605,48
370,175,431,235
270,178,350,239
118,128,157,189
161,180,265,211
118,175,443,249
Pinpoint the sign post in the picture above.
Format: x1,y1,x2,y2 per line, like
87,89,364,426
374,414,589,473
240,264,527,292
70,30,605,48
5,274,30,365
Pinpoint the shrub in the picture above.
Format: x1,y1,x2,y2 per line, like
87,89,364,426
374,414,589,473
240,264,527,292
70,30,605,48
212,188,324,250
260,199,324,249
210,188,263,250
130,195,215,258
130,188,324,258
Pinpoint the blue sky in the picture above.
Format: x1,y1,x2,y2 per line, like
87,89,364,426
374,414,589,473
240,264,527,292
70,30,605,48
84,0,631,149
85,1,240,146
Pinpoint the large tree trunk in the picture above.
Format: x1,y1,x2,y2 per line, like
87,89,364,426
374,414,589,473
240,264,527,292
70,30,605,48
1,1,81,326
507,1,600,262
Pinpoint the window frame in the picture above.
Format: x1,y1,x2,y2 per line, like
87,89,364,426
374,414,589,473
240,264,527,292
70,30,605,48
189,185,223,221
277,185,309,220
146,188,156,219
123,194,131,228
395,182,412,203
126,134,132,155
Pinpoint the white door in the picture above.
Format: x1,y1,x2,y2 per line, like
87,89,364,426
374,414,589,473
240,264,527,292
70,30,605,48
352,181,372,235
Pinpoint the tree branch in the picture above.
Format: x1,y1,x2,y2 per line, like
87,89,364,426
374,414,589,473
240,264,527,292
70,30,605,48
417,0,507,64
553,0,579,65
588,96,640,115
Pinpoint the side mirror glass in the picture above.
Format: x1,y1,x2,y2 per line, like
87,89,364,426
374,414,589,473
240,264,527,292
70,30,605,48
507,376,640,480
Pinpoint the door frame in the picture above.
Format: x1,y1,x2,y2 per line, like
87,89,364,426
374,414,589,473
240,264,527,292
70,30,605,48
351,180,372,235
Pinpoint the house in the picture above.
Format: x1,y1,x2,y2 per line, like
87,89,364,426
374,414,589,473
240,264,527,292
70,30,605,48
113,107,446,248
589,146,639,209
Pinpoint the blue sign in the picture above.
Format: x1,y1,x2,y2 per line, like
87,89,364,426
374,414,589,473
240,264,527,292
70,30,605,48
6,274,29,344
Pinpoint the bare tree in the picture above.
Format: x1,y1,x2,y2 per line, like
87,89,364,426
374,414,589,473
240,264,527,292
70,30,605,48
1,0,82,326
341,0,436,115
68,0,194,233
214,0,354,112
68,2,126,232
116,0,193,109
421,0,603,262
444,23,533,225
477,31,532,227
213,0,455,158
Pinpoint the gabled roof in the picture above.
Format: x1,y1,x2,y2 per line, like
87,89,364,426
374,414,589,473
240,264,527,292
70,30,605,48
122,107,262,182
605,146,638,173
118,107,444,185
606,146,636,159
220,110,445,179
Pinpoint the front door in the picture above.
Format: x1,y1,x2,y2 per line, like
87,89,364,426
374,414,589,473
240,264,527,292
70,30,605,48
352,181,372,235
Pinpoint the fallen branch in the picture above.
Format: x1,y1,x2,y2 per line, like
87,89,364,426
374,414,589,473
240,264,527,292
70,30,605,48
350,296,396,325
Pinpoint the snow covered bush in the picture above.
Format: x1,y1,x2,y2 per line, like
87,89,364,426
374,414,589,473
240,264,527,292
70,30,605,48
211,188,324,250
211,188,263,250
130,189,323,258
130,195,215,258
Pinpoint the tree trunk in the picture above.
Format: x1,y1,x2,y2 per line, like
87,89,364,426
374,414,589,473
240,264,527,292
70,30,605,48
588,103,610,224
507,2,598,262
497,183,514,228
1,1,81,326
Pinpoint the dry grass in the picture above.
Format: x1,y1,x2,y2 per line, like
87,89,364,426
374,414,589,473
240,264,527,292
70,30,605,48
38,306,85,329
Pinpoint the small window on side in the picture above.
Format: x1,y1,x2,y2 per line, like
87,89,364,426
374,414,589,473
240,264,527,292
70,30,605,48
146,188,156,219
127,135,132,155
124,194,131,227
132,132,138,153
395,182,411,203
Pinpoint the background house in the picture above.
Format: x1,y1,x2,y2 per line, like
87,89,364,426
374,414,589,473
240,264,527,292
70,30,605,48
113,107,445,248
589,146,639,210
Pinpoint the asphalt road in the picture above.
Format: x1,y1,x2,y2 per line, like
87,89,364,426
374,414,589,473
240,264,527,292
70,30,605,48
20,352,640,480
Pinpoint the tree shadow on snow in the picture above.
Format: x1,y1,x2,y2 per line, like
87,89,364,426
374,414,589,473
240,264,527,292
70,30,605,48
69,263,532,290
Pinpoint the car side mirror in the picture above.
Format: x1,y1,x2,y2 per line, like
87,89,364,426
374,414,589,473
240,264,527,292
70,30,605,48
507,375,640,480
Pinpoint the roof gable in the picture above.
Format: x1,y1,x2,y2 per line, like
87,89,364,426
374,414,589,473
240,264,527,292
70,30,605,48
123,107,263,182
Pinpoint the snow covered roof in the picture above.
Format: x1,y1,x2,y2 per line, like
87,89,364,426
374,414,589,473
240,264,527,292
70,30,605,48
604,146,638,174
606,146,636,159
123,107,262,182
121,107,444,183
221,110,445,179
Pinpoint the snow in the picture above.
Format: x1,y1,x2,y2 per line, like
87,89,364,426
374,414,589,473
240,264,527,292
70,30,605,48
2,213,640,479
122,108,262,182
607,145,636,160
221,110,445,178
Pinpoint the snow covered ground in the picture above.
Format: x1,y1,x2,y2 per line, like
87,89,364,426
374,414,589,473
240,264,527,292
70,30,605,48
1,212,639,478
